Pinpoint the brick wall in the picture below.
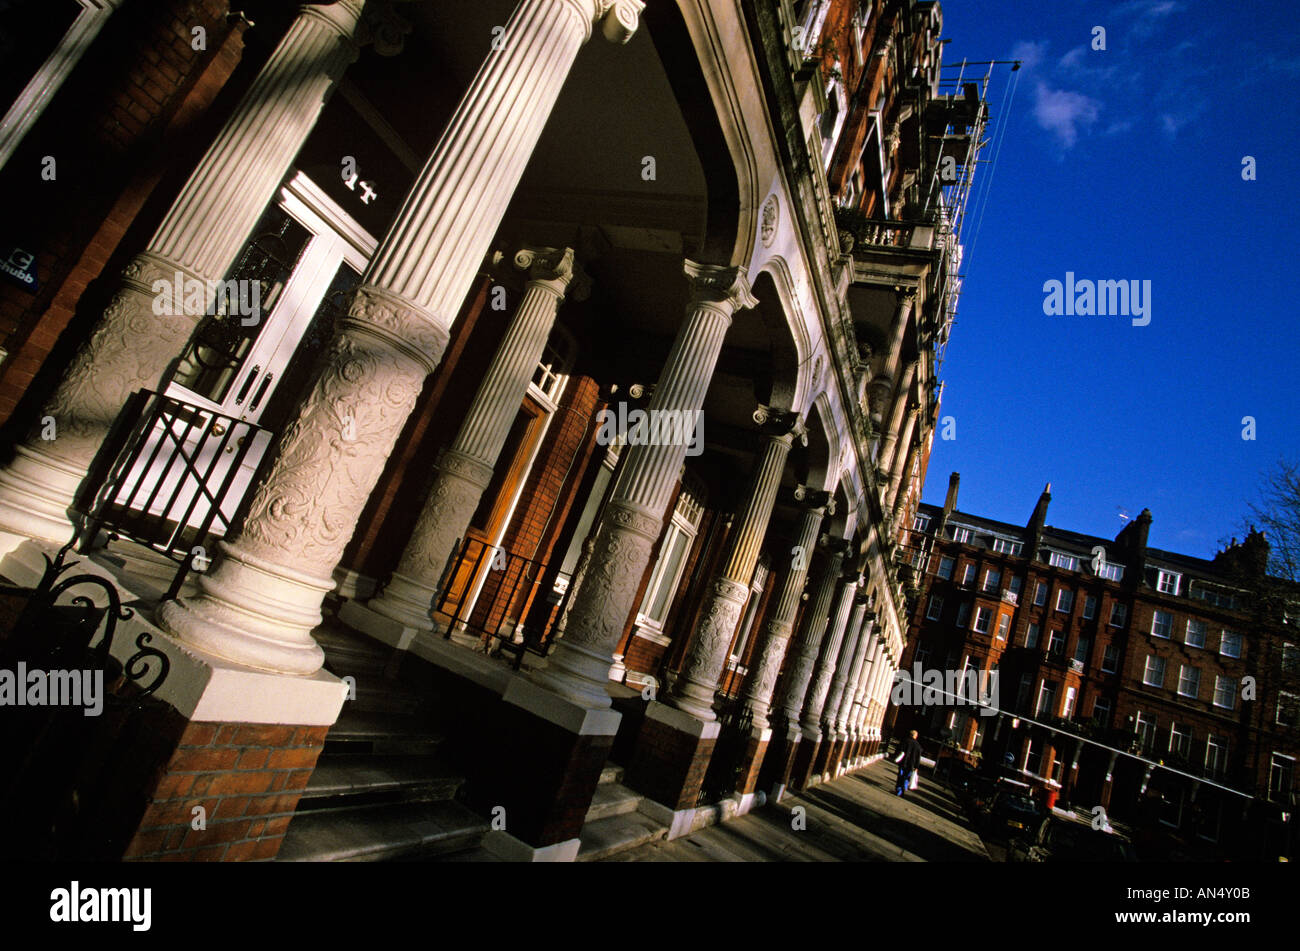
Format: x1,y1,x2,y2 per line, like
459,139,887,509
625,713,713,811
122,720,327,861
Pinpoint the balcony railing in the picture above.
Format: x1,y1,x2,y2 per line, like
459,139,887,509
834,207,934,253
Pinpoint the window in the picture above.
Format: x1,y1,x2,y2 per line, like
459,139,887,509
1191,584,1238,610
1143,655,1166,688
1277,691,1300,728
1092,696,1111,724
1283,643,1300,674
1268,754,1295,803
1036,681,1057,716
1083,595,1097,620
914,645,930,668
1102,644,1119,672
1135,713,1157,753
1048,630,1065,656
1205,735,1228,779
1109,602,1127,627
925,594,944,621
1220,630,1242,659
1073,637,1090,665
993,538,1022,556
1025,622,1040,649
1177,665,1201,699
996,613,1010,641
1034,582,1047,606
937,555,955,580
955,602,970,627
1056,589,1074,613
982,568,1001,593
1151,610,1173,638
1213,675,1236,710
973,606,992,634
1098,562,1124,582
634,479,705,630
912,513,931,532
1062,686,1077,718
1185,619,1207,649
1169,723,1192,759
1156,570,1182,595
960,563,976,587
1008,575,1023,598
1016,673,1033,710
1049,551,1081,571
951,526,974,544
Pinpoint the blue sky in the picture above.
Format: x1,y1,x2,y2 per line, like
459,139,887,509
924,0,1300,558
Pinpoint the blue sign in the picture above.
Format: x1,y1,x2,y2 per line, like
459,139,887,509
0,247,38,293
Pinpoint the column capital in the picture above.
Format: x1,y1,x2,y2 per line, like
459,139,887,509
559,0,644,44
683,260,758,313
513,245,591,300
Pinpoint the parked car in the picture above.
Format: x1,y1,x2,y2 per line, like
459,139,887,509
988,790,1044,839
1008,813,1139,862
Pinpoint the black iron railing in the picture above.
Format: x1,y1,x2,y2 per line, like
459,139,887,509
431,536,570,669
72,389,272,599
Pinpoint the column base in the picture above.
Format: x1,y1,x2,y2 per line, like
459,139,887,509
364,570,438,632
481,829,580,862
734,726,773,797
790,733,821,791
758,726,802,800
624,701,719,813
0,444,86,556
156,542,333,676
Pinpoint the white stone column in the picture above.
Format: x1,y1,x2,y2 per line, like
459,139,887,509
891,438,923,520
800,575,858,736
885,404,919,505
666,431,794,721
826,597,871,737
529,262,757,708
0,0,366,555
776,546,846,733
848,632,882,746
876,359,917,476
740,507,823,730
866,290,915,429
157,0,645,675
362,246,586,632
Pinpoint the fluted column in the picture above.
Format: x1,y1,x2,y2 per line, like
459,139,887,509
0,1,366,554
529,262,757,708
849,633,883,744
828,601,873,737
365,246,586,631
741,507,824,730
891,438,923,521
886,404,920,504
876,359,917,477
666,432,793,720
776,547,845,732
800,575,858,736
866,290,916,429
157,0,645,674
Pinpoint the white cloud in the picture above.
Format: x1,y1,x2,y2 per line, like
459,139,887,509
1033,82,1102,149
1010,40,1048,73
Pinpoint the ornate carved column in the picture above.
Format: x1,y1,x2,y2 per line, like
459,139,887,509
740,506,824,730
665,429,794,720
891,438,923,522
157,0,645,674
530,263,757,708
776,543,847,732
875,359,917,477
363,246,587,632
826,597,872,736
800,574,858,736
0,1,367,553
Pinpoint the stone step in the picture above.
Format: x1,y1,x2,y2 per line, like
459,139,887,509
576,811,667,862
325,709,445,756
276,800,488,862
598,763,624,786
299,755,462,807
584,782,641,823
332,678,426,717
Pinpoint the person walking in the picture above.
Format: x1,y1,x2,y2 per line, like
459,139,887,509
894,730,923,796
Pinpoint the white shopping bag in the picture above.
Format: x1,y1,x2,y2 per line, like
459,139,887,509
909,769,919,791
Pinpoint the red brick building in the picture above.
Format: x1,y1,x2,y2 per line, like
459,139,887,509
887,473,1300,860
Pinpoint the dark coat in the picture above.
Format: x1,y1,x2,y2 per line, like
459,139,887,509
899,738,924,774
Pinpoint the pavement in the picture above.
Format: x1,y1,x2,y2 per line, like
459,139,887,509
599,757,990,862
